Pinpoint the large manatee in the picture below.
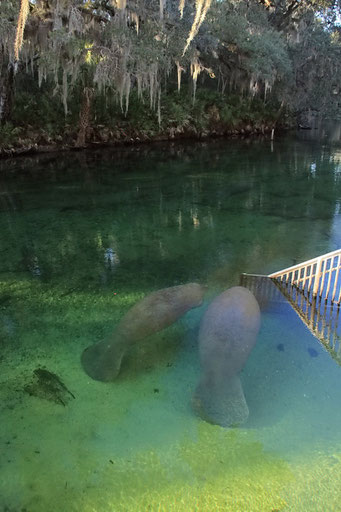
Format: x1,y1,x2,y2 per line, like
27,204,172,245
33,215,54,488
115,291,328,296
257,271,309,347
81,283,206,382
193,286,260,427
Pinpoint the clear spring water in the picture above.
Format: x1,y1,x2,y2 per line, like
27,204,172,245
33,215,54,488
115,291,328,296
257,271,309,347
1,136,341,511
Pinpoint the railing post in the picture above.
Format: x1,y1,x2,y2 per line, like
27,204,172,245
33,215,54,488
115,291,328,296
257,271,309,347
313,257,323,296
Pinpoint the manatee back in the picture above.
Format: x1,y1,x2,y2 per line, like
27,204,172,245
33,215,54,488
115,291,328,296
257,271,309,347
198,286,260,377
81,282,206,382
117,282,205,342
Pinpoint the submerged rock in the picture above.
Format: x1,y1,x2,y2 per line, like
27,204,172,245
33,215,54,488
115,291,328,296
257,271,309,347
24,368,75,406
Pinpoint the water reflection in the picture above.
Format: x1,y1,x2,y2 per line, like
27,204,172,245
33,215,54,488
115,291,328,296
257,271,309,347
1,138,341,296
297,120,341,144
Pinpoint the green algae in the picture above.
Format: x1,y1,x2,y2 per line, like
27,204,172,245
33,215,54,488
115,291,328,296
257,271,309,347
13,428,292,512
57,426,292,512
283,451,341,512
2,417,340,512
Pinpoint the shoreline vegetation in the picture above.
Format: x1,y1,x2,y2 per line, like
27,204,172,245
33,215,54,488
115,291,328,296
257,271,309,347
0,123,281,160
2,1,340,160
0,88,291,159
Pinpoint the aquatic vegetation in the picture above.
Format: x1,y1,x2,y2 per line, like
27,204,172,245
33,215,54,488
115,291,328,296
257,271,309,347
43,426,292,512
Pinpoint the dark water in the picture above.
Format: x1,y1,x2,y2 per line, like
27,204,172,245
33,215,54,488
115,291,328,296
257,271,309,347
1,137,341,511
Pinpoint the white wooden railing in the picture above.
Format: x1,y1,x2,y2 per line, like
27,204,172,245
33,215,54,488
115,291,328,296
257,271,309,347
240,249,341,365
269,248,341,305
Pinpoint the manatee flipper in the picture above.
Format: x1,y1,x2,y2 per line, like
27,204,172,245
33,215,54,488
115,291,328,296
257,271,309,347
193,374,249,428
81,339,124,382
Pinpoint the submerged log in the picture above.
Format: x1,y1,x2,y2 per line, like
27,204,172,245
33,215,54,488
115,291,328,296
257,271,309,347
24,368,75,406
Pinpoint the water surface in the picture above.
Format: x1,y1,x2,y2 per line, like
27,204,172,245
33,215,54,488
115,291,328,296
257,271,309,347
1,137,341,511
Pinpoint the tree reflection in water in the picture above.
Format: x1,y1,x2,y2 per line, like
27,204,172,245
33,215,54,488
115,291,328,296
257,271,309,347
0,136,340,296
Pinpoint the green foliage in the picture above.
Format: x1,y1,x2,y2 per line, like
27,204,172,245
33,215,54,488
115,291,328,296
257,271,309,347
288,20,341,119
0,123,23,147
0,0,340,142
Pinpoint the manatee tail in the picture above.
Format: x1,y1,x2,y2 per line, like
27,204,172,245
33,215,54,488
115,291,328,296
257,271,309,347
193,374,249,428
81,339,124,382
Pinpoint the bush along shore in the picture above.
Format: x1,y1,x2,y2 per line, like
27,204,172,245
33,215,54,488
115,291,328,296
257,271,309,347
0,88,293,159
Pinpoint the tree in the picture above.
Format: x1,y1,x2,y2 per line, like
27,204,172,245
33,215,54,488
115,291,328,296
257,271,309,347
0,1,17,124
5,1,213,139
1,0,340,138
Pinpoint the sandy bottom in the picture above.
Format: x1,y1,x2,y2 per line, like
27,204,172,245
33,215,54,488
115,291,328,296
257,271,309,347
1,288,341,512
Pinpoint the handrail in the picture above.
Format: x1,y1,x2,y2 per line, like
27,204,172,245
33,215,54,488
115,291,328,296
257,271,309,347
268,248,341,277
268,248,341,304
240,270,341,366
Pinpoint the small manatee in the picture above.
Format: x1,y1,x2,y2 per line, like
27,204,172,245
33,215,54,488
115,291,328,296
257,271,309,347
81,282,206,382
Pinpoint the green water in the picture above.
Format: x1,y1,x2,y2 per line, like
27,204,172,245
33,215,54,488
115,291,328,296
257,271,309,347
1,137,341,511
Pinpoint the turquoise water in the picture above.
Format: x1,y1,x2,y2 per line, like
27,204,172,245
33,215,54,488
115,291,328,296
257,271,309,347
1,137,341,511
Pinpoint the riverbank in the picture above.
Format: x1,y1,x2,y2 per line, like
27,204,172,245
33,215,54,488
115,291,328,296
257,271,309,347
0,123,281,159
0,88,294,159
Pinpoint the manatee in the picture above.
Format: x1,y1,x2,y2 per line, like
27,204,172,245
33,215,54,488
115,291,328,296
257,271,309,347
81,283,206,382
193,286,260,427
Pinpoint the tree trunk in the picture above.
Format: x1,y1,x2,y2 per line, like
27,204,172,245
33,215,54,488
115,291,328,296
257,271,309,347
0,63,15,125
75,87,93,148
